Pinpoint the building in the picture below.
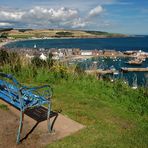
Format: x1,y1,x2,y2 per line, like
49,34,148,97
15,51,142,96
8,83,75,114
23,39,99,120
81,51,93,56
39,53,47,60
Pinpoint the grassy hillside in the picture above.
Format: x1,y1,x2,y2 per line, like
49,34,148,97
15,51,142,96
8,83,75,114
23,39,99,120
0,50,147,148
0,29,126,39
1,67,147,148
48,78,147,148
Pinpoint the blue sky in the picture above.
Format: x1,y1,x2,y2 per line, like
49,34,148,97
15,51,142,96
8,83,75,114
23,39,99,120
0,0,148,34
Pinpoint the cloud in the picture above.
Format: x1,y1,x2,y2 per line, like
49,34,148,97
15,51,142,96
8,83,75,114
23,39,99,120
0,5,106,29
63,18,88,28
0,10,24,21
22,6,78,22
88,5,104,17
0,7,80,28
72,18,87,28
0,22,13,26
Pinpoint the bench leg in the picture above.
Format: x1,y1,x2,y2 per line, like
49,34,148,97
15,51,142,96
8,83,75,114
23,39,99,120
47,102,52,133
17,111,24,144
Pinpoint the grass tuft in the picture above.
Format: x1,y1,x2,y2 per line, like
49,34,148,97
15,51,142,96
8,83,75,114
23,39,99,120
0,104,9,111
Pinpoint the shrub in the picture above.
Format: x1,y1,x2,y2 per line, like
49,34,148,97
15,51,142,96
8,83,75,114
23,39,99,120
0,49,9,65
31,57,47,68
56,31,73,37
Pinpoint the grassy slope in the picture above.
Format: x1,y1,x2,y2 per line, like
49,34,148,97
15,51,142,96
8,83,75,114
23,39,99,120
0,65,147,148
47,77,148,148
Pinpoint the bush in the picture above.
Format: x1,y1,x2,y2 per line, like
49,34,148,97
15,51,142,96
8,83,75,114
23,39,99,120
0,49,9,65
56,31,73,37
31,57,47,68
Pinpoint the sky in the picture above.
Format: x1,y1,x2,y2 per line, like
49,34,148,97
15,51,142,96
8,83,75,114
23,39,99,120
0,0,148,34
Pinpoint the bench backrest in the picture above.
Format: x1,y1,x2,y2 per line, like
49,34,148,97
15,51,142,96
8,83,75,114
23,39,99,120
0,72,52,111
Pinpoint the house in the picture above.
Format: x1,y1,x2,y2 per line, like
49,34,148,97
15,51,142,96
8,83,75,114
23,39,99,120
103,50,118,56
81,50,93,56
39,53,47,61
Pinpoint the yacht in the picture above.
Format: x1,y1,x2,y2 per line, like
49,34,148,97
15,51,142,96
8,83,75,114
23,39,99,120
132,74,138,89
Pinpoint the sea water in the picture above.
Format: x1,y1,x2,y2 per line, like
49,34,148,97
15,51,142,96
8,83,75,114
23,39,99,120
5,36,148,52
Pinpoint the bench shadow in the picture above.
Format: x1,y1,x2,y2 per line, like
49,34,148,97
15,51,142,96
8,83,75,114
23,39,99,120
20,106,59,143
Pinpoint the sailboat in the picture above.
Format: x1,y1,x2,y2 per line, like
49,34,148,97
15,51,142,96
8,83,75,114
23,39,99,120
34,44,37,48
132,74,138,89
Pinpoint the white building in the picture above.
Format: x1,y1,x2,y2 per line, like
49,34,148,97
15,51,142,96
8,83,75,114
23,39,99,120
52,56,59,60
39,53,47,61
81,51,93,56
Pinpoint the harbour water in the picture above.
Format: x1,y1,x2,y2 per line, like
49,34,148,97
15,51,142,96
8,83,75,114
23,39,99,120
77,57,148,87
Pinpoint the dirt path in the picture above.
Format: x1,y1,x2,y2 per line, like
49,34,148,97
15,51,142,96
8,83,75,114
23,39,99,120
0,100,85,148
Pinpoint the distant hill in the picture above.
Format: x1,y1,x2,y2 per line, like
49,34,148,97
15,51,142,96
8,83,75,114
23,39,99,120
0,28,127,39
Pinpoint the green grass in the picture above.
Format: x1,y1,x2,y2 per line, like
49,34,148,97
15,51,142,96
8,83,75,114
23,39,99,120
8,34,33,39
1,64,148,148
47,78,148,148
0,104,9,111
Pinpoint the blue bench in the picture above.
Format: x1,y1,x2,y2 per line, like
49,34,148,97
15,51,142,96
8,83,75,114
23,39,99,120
0,72,56,144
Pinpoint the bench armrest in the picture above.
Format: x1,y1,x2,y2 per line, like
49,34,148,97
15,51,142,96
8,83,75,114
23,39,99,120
20,85,53,100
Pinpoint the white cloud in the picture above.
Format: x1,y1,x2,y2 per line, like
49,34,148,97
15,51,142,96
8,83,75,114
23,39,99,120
88,5,104,17
71,18,88,28
20,6,80,28
0,10,24,20
22,6,78,22
0,6,106,29
0,6,78,22
0,22,12,26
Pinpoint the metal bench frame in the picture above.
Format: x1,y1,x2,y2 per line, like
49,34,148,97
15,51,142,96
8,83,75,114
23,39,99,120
0,72,54,144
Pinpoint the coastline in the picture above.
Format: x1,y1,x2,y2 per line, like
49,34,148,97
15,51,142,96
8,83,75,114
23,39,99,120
0,41,10,48
0,37,147,87
1,37,148,59
0,39,18,48
0,32,129,48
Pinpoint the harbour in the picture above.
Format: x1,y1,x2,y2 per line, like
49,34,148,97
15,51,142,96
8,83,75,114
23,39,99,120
1,37,148,88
